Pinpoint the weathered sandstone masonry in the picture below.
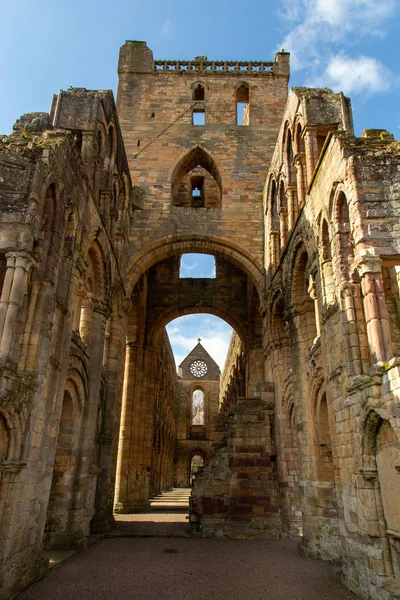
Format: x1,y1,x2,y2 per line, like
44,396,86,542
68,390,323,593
191,387,280,539
0,40,399,600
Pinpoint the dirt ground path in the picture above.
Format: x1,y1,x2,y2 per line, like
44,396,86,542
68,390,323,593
18,537,356,600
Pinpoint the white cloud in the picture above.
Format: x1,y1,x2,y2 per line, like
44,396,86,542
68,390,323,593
161,19,176,40
180,259,199,273
278,0,396,74
308,54,391,94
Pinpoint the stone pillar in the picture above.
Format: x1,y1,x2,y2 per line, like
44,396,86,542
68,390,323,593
0,251,34,359
81,306,108,536
359,257,392,363
294,156,306,207
308,274,320,339
80,293,94,343
304,127,319,183
339,282,368,376
91,310,127,533
270,230,280,269
114,340,155,512
114,340,137,512
279,208,288,249
287,184,298,230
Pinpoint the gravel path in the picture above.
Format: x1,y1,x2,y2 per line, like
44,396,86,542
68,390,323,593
18,538,355,600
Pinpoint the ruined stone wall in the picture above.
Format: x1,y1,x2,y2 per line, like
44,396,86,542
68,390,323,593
0,90,132,597
262,87,400,598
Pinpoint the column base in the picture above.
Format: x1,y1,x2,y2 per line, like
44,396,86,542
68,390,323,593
90,515,116,533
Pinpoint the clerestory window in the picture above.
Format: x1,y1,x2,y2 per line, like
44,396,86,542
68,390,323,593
236,83,249,126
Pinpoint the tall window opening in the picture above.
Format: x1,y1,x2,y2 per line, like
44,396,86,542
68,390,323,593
179,254,216,278
193,84,205,101
192,109,205,126
236,83,249,125
192,389,205,425
317,393,334,482
191,175,204,207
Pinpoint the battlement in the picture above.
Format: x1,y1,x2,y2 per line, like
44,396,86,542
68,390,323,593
119,41,289,77
153,58,274,74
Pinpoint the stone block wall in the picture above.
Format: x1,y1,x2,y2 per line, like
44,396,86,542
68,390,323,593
191,394,280,538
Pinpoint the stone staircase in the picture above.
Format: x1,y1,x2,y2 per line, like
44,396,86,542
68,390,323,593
149,488,191,512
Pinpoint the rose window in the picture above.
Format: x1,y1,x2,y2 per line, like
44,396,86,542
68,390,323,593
190,360,207,377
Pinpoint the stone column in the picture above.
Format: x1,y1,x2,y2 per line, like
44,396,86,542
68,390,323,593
294,155,306,208
80,293,94,344
270,231,280,269
287,184,298,230
0,251,34,359
304,127,319,183
80,305,108,537
359,256,392,363
91,309,127,533
339,282,368,376
308,274,320,339
114,340,136,512
279,208,288,249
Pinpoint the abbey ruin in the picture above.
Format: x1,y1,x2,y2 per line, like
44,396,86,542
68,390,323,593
0,40,399,599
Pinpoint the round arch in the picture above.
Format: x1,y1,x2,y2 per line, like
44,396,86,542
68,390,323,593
125,235,264,298
147,305,246,347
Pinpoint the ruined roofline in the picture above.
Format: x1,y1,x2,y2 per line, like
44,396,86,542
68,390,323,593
119,41,290,77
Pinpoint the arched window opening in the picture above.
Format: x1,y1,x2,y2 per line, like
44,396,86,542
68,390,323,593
192,389,205,425
294,123,306,205
179,254,216,278
34,184,59,282
362,413,400,577
295,123,305,155
286,129,296,185
376,420,400,545
193,84,205,101
279,181,288,249
171,147,221,208
382,262,400,356
45,390,75,542
336,192,354,281
292,248,318,344
271,294,285,349
317,393,334,482
236,83,249,126
192,109,205,126
0,415,9,462
190,454,204,484
320,219,335,306
270,180,281,268
45,384,84,548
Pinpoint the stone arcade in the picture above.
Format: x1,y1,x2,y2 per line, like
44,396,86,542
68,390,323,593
0,41,399,599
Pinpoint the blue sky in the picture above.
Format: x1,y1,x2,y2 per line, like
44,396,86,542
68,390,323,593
2,0,399,369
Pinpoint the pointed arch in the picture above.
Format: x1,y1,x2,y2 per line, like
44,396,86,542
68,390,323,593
171,146,222,208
